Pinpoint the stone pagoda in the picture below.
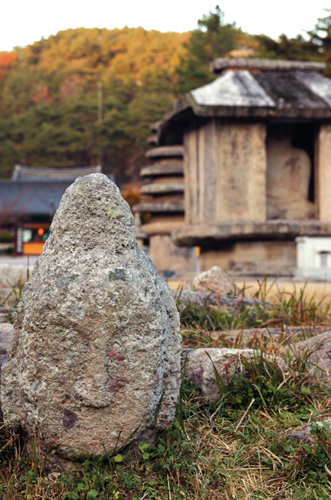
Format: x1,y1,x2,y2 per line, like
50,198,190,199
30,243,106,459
156,58,331,276
134,136,196,277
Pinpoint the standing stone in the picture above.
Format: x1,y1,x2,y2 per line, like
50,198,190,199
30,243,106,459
0,174,181,463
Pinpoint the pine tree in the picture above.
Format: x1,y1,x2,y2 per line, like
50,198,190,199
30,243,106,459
175,6,241,95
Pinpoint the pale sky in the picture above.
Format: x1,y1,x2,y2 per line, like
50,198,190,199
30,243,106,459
0,0,329,52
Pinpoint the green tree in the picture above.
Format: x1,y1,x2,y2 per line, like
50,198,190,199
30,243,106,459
255,33,320,61
175,6,241,95
308,9,331,75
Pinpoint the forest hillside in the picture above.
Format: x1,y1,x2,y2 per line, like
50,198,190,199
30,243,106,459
0,7,329,181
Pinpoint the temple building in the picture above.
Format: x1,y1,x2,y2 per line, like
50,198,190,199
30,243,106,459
0,165,108,255
151,58,331,276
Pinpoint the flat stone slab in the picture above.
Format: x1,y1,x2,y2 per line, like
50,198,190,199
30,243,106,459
173,220,331,247
173,290,273,312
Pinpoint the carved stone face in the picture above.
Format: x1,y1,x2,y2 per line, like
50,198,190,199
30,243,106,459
1,174,181,461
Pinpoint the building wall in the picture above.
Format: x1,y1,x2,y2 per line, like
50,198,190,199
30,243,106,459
184,119,267,225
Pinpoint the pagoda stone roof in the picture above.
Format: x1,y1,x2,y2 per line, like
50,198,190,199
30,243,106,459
210,58,326,74
140,163,183,177
145,146,183,159
12,164,102,181
162,59,331,129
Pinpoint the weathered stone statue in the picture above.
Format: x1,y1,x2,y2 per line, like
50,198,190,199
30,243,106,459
267,136,316,220
1,174,181,465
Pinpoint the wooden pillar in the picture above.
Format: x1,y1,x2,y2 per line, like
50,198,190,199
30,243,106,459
317,124,331,222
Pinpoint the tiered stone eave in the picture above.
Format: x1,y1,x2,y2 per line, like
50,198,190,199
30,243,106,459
140,164,184,177
140,183,184,195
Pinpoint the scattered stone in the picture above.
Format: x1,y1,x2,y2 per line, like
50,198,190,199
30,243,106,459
0,174,181,466
183,266,236,296
291,330,331,378
182,348,288,403
287,418,331,446
173,290,273,312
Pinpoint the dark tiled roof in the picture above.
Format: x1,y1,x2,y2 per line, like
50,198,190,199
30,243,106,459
0,173,115,217
0,181,73,216
12,165,102,181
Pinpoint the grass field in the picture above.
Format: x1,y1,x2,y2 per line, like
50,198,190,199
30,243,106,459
168,278,331,305
2,279,331,499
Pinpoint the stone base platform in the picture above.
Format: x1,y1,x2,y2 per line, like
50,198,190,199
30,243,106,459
173,220,331,276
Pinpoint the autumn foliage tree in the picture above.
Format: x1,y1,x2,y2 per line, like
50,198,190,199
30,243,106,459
0,9,329,182
175,6,241,95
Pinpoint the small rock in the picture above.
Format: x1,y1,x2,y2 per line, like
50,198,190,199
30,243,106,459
1,174,181,465
292,331,331,378
287,418,331,446
183,266,235,296
182,348,288,403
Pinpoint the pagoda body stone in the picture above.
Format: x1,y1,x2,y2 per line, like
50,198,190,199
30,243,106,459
1,174,181,463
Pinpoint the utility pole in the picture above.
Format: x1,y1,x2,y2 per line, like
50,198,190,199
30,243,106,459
97,80,103,123
97,80,103,166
